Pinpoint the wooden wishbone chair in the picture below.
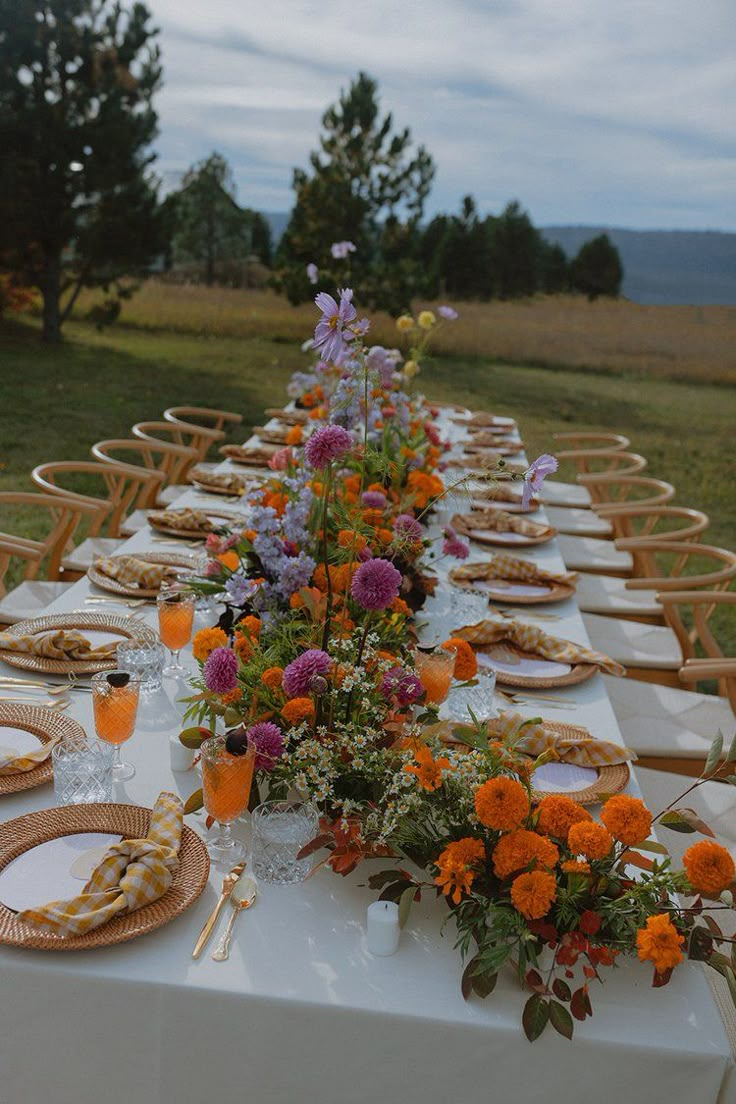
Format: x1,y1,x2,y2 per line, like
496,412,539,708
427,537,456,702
552,433,631,474
132,420,224,471
546,477,676,539
539,451,648,510
91,439,192,533
164,405,243,434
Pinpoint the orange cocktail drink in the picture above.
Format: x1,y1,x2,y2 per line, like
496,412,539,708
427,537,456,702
200,735,255,862
91,671,140,780
414,647,456,705
156,584,197,676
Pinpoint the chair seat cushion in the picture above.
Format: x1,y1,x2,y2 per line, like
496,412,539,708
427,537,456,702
603,674,735,758
61,537,126,573
539,480,592,508
545,506,613,537
583,612,681,669
0,581,75,624
636,768,736,848
576,574,663,618
558,535,633,574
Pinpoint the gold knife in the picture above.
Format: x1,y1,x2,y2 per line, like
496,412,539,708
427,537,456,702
192,862,245,959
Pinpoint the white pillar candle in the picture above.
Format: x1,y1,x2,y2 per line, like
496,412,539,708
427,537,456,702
169,734,195,773
366,900,400,956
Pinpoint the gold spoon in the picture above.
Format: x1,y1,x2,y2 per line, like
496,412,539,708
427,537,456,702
192,862,245,959
212,873,257,961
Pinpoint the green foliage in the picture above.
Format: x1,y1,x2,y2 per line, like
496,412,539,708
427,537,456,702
0,0,163,340
276,72,434,314
570,233,623,300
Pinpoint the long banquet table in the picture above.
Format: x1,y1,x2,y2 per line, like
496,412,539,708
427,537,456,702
0,406,733,1104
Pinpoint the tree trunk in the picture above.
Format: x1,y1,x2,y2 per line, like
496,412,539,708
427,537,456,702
41,254,62,342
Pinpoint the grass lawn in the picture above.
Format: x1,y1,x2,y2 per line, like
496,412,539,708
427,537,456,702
1,305,735,650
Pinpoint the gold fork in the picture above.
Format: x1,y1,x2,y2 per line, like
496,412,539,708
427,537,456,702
192,862,245,959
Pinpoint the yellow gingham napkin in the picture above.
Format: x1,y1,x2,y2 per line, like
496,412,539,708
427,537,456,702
0,629,119,661
451,510,553,540
18,792,182,937
148,508,216,533
493,710,635,767
220,443,278,466
451,554,577,588
264,407,309,425
189,468,245,494
95,555,178,590
454,618,625,677
0,735,60,776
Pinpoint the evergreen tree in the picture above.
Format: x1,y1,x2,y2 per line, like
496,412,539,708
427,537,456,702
489,201,541,299
539,241,570,293
570,233,623,299
0,0,163,341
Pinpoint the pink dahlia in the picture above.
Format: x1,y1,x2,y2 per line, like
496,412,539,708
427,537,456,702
304,424,353,469
203,647,239,694
246,721,285,772
351,557,402,611
282,649,332,697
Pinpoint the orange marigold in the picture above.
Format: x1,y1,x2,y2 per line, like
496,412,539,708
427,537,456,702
636,914,685,974
682,840,736,897
404,743,455,791
536,794,592,838
390,596,411,616
510,870,557,920
233,634,254,662
492,829,559,878
601,794,652,846
281,697,315,726
239,615,262,637
475,776,530,832
562,859,591,875
261,666,285,692
221,687,243,706
434,837,486,905
217,550,239,572
567,820,613,861
192,627,228,663
285,424,303,445
441,638,478,681
337,529,367,551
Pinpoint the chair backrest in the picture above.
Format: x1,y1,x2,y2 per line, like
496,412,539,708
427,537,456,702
31,460,160,540
656,590,736,708
0,492,100,588
599,505,709,548
133,420,223,470
91,438,193,499
618,540,736,591
587,476,675,510
164,406,243,434
680,655,736,716
552,432,630,472
573,454,650,503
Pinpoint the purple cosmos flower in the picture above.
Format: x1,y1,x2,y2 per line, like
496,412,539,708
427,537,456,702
203,647,239,694
246,721,285,772
362,490,387,509
306,263,319,285
313,288,368,362
331,240,356,259
522,453,558,509
380,666,424,707
351,557,402,611
437,304,459,320
393,514,423,541
304,423,353,469
282,649,332,698
442,526,470,560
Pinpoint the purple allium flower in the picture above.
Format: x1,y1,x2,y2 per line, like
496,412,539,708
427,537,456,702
438,304,459,320
306,262,319,285
393,513,423,541
203,647,239,694
351,557,402,611
362,490,387,509
282,649,332,697
442,526,470,560
380,666,424,707
313,288,368,362
331,240,356,259
522,453,558,509
246,721,285,772
304,423,353,469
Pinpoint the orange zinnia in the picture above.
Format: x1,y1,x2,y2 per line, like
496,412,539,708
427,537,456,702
567,821,613,861
192,627,228,663
404,743,454,791
475,776,530,832
285,424,303,445
601,794,652,846
281,697,315,726
217,550,239,572
261,666,285,692
434,837,486,905
682,840,736,897
536,794,591,839
510,870,557,920
492,829,559,878
441,638,478,681
636,914,684,974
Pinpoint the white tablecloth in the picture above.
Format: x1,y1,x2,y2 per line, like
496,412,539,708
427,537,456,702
0,408,732,1104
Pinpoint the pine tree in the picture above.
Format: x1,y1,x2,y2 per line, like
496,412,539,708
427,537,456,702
570,233,623,299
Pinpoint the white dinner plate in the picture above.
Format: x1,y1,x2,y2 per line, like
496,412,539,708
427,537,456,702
476,653,573,678
0,833,122,912
0,726,43,761
531,761,599,793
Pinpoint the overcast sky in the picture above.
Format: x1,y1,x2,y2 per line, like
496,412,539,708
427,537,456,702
146,0,735,231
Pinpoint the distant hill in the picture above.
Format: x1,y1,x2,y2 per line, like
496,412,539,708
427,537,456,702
542,227,736,306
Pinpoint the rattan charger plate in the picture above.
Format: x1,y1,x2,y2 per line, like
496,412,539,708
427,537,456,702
0,613,157,676
476,643,598,689
87,552,198,599
0,705,85,796
189,478,245,498
0,802,210,950
462,522,557,549
449,570,576,606
147,511,243,540
462,442,524,459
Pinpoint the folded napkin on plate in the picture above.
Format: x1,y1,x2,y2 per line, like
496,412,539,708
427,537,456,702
264,407,309,425
450,554,577,588
220,443,278,466
95,555,178,589
454,618,625,677
148,508,216,533
463,430,518,449
18,792,183,937
452,412,516,429
451,510,551,540
0,734,60,776
252,425,290,444
492,710,635,767
0,628,119,661
189,468,245,494
471,484,536,509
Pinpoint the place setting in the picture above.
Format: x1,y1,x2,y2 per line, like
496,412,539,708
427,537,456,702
187,467,249,498
87,551,200,600
450,509,557,547
219,442,281,467
0,703,86,796
450,554,578,605
0,612,159,676
147,507,247,540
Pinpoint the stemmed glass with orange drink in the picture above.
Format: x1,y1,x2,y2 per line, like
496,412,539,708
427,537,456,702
91,671,140,781
413,646,456,705
157,582,197,676
200,731,256,863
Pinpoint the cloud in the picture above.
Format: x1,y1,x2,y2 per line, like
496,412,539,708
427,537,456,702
146,0,735,229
